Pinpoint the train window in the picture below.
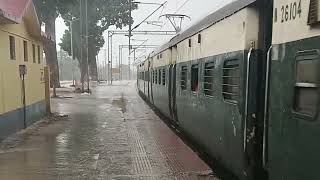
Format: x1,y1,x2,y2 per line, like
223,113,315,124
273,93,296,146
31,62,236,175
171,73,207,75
198,34,201,43
308,0,320,25
222,59,240,103
181,66,187,90
293,51,319,118
204,62,215,96
146,71,148,81
155,70,157,84
162,69,166,85
9,36,16,60
191,64,199,92
158,69,161,85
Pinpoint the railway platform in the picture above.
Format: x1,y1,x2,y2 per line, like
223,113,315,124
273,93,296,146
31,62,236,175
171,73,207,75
0,81,218,180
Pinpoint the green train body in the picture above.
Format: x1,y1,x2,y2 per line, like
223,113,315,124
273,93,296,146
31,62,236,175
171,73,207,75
137,0,320,179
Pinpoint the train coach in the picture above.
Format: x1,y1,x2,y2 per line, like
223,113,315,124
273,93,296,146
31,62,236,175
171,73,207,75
137,0,320,179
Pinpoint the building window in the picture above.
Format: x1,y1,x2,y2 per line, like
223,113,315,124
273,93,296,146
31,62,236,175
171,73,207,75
188,39,192,47
293,50,319,118
181,66,187,90
9,36,16,60
157,55,160,59
162,68,166,86
198,34,202,43
155,70,158,84
158,69,161,85
191,64,199,92
204,62,215,96
37,45,41,64
32,44,36,63
160,53,163,59
23,40,28,62
222,59,240,102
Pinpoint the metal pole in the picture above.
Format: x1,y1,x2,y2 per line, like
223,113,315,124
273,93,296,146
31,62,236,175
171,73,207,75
96,55,99,80
80,0,84,91
133,48,136,62
128,57,131,80
129,0,132,79
104,49,107,81
107,33,110,84
22,75,26,129
85,0,90,92
120,46,123,81
110,34,113,85
118,46,121,81
70,20,76,87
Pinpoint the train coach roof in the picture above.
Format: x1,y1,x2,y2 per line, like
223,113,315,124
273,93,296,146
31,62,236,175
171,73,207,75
151,0,257,56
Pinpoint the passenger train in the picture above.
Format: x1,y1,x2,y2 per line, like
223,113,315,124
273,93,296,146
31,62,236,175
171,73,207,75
137,0,320,179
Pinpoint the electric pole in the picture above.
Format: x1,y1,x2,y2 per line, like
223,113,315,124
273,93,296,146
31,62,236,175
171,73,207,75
128,0,132,80
80,0,84,92
85,0,90,92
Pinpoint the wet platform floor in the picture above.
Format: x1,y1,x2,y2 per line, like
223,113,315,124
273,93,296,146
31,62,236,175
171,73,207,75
0,81,218,180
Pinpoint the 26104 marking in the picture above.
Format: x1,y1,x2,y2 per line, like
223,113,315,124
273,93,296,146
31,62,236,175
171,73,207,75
274,0,302,23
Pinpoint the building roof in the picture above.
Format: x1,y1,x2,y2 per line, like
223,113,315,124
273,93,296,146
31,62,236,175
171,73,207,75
0,0,31,23
0,0,41,40
150,0,257,56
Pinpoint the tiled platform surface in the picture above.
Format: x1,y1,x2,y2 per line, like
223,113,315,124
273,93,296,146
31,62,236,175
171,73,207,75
0,81,219,180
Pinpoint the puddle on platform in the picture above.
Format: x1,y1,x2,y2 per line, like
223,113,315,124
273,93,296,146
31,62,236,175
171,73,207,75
112,94,127,113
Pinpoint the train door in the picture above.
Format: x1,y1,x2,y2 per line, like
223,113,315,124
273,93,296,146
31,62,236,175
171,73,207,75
143,70,146,94
148,61,150,99
150,69,154,104
267,0,320,179
170,64,178,123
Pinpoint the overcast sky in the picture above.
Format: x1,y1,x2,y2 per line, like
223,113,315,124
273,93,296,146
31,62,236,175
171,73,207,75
55,0,234,67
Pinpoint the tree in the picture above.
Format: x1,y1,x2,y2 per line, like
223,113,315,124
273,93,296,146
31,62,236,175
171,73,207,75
59,0,137,90
34,0,79,89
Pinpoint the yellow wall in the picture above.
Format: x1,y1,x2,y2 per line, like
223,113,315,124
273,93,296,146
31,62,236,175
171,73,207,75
0,20,44,115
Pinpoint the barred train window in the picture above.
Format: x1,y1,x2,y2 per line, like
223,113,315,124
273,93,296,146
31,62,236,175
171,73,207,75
146,71,149,82
181,66,187,90
158,69,161,85
9,36,15,60
308,0,320,25
222,59,240,102
191,64,199,92
204,62,215,96
162,69,166,85
294,51,319,118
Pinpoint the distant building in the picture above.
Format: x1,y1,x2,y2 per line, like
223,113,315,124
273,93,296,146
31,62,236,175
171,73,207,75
118,64,136,80
98,64,136,81
0,0,48,141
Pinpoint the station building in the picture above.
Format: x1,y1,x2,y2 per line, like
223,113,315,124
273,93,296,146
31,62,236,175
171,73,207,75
0,0,49,141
